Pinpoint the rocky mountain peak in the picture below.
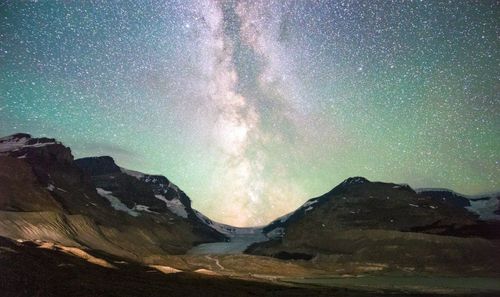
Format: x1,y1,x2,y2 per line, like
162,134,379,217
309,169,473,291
0,133,72,165
341,176,369,186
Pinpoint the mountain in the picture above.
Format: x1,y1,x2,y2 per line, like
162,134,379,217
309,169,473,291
0,133,226,262
261,177,490,238
247,177,500,274
74,156,228,239
416,188,500,220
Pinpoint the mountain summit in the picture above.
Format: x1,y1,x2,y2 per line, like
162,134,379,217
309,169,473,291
248,177,500,274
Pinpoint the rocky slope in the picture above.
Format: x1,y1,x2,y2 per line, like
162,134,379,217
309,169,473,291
247,177,500,275
74,156,225,241
0,133,225,263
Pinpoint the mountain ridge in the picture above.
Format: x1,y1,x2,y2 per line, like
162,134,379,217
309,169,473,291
0,133,228,262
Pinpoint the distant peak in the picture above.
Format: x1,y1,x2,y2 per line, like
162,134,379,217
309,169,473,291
341,176,369,186
0,133,60,154
0,133,31,142
10,133,32,139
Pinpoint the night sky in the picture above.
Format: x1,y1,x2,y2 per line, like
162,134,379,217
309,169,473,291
1,0,498,226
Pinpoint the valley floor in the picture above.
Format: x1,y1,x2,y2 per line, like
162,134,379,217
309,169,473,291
281,275,500,295
1,236,500,297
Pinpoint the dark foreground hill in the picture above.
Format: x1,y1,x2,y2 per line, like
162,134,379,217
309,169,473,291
1,236,498,297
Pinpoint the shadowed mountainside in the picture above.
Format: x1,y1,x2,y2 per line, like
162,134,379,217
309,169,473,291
247,177,500,275
0,133,225,262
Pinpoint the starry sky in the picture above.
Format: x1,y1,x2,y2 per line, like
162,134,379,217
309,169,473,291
0,0,499,226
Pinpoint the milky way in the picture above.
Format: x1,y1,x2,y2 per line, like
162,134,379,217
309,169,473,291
1,1,499,226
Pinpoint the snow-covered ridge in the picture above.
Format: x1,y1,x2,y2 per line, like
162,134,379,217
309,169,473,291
120,167,180,194
0,135,29,153
341,176,369,186
0,134,59,154
120,166,190,219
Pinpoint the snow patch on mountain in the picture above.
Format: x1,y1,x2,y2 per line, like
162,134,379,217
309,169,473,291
114,164,251,236
133,205,157,213
155,194,188,218
96,188,139,217
96,188,160,216
302,199,319,208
